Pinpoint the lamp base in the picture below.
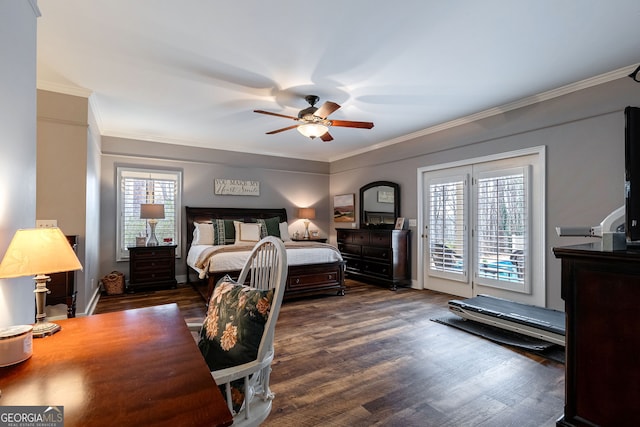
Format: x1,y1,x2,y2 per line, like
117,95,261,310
32,320,61,338
146,219,159,246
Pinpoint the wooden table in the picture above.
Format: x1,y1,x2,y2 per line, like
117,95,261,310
0,304,233,427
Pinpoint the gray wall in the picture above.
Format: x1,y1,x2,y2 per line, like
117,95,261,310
99,136,330,280
37,90,103,317
0,1,39,327
330,76,640,310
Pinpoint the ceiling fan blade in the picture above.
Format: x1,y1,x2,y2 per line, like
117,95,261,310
314,101,340,119
320,132,334,143
254,110,299,121
266,125,298,135
331,120,374,129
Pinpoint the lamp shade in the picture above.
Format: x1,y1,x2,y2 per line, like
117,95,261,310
298,208,316,220
0,227,83,278
140,204,165,219
297,123,328,139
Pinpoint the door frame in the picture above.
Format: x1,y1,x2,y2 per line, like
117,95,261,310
416,145,546,306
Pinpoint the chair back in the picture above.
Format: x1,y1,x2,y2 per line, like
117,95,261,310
236,236,288,362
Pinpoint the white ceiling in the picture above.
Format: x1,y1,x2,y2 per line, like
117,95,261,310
36,1,640,162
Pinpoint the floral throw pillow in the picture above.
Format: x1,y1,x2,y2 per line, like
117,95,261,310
198,275,274,412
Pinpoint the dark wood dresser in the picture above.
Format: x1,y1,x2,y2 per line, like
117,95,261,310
46,235,78,317
127,244,178,292
336,228,410,290
553,243,640,426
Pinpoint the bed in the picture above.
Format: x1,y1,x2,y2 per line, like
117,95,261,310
185,206,346,301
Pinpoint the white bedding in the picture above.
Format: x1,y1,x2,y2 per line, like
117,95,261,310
187,241,343,279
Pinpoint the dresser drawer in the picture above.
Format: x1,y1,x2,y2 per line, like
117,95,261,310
336,229,369,245
131,248,174,260
362,246,391,261
131,269,174,283
369,231,391,247
338,243,362,256
361,260,392,278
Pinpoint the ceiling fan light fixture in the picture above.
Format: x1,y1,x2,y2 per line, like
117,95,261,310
297,122,329,139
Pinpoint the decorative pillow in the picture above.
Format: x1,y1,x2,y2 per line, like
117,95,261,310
211,219,239,245
279,222,291,242
254,217,281,239
233,221,262,244
192,222,214,245
198,275,274,412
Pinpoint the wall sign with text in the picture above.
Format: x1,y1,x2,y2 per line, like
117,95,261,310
214,179,260,196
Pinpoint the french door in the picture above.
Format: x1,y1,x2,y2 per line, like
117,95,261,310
418,147,545,306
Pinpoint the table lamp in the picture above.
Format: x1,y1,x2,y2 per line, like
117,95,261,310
0,227,83,337
140,203,165,246
298,207,316,239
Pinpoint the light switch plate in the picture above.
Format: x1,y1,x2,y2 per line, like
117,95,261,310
36,219,57,228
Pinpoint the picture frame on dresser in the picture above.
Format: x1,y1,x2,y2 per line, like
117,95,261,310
395,217,405,230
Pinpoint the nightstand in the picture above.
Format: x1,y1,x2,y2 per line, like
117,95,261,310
291,237,328,243
127,245,177,292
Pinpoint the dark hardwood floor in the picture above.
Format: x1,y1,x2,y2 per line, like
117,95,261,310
95,280,565,426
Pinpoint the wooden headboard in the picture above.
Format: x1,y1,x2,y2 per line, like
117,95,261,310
185,206,288,248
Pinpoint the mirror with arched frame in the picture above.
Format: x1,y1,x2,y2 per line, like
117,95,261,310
359,181,400,228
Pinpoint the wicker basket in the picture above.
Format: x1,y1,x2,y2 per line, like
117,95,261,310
102,271,125,295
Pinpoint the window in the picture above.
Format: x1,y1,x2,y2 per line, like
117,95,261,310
116,167,182,261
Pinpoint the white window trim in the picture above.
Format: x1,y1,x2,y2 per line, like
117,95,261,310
116,166,183,261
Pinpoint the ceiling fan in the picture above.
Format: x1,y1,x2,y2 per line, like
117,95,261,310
254,95,374,142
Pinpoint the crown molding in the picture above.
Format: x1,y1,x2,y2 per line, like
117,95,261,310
37,80,93,98
329,65,638,162
28,0,41,17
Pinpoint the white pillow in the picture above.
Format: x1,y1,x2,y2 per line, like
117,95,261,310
234,221,262,244
279,222,291,242
192,222,214,245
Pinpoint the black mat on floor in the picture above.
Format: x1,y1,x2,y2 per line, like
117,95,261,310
432,314,565,364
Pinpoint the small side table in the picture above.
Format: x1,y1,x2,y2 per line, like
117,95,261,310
291,237,328,243
127,245,177,292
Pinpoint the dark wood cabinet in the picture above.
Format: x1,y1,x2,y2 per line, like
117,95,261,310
553,243,640,427
127,245,177,292
46,235,78,317
336,228,410,290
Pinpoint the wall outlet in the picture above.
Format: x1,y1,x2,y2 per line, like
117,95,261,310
36,219,58,228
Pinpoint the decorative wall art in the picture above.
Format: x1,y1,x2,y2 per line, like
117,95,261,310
333,194,355,222
214,178,260,196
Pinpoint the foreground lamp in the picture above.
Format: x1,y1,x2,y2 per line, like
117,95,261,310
297,122,329,139
140,203,165,246
0,227,83,337
298,207,316,239
629,65,640,83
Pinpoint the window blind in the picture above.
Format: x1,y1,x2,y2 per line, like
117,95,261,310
429,176,466,277
117,168,181,260
475,167,528,287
